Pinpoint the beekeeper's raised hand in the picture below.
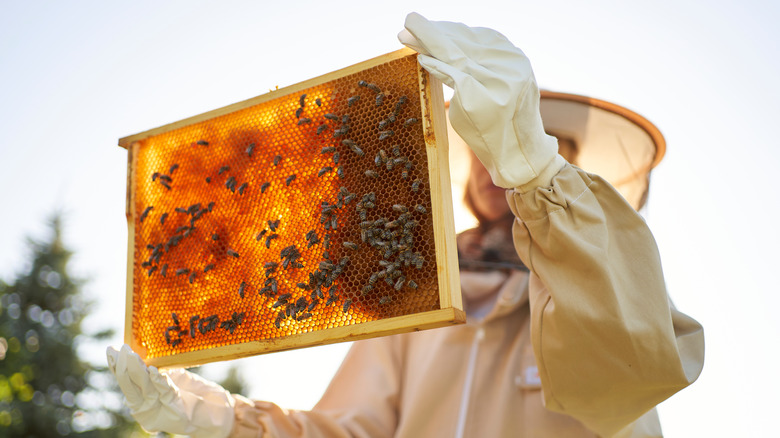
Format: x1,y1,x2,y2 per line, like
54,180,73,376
106,344,238,438
398,12,564,189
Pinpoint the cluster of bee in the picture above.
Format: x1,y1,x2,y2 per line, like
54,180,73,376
151,164,178,190
355,197,426,298
164,311,245,347
267,242,349,329
140,201,217,285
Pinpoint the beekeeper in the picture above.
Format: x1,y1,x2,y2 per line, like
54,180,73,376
107,12,704,438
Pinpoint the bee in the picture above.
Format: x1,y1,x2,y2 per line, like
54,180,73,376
404,118,419,127
380,296,392,305
296,282,309,290
208,202,215,212
160,213,168,225
342,114,350,124
299,93,307,107
159,175,172,182
176,268,190,276
255,229,267,241
343,140,364,156
394,278,405,291
261,182,271,193
412,179,422,192
188,272,196,284
374,153,384,167
238,182,248,195
295,107,304,118
151,172,159,181
333,127,348,137
169,164,179,174
265,234,278,248
218,166,229,175
286,174,296,186
337,166,344,179
273,155,282,166
348,95,360,106
392,145,401,157
315,97,322,106
225,176,237,191
274,312,283,328
408,280,418,289
361,284,373,295
264,261,278,270
333,151,340,164
297,117,312,125
197,140,209,146
160,264,168,277
415,204,427,214
227,249,240,258
246,143,256,156
147,266,157,277
365,169,379,178
317,124,328,135
343,241,358,251
343,299,352,312
321,146,336,154
401,169,409,179
239,281,246,298
205,176,212,183
318,166,333,177
204,264,215,273
324,113,339,121
139,206,153,223
268,219,280,231
379,130,394,141
375,93,385,106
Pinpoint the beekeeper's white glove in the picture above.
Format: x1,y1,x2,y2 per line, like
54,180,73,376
106,344,236,438
399,12,564,189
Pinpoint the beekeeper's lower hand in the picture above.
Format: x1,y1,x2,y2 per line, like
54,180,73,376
106,344,235,438
399,12,564,189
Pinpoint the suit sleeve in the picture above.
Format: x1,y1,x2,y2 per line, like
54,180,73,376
506,162,704,437
229,337,401,438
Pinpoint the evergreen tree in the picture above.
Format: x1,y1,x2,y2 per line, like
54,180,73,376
0,215,139,437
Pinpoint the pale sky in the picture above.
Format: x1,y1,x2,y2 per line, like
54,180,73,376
1,1,778,436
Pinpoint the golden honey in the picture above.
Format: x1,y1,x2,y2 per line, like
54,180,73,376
120,49,463,368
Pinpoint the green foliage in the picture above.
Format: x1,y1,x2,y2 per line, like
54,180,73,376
0,215,141,437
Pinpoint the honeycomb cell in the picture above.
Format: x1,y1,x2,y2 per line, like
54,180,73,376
124,51,454,364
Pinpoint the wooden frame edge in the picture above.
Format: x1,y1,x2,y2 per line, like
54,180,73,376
118,47,418,149
419,66,462,313
148,307,466,369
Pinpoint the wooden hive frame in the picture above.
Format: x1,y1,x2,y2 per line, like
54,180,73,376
119,48,464,368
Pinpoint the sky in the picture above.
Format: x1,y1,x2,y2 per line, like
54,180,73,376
1,1,779,436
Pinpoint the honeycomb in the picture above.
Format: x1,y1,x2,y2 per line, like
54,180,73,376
120,51,459,366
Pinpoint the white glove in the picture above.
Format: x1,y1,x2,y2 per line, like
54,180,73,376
399,12,563,189
106,344,235,438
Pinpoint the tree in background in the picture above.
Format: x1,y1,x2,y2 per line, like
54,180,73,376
0,215,139,437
